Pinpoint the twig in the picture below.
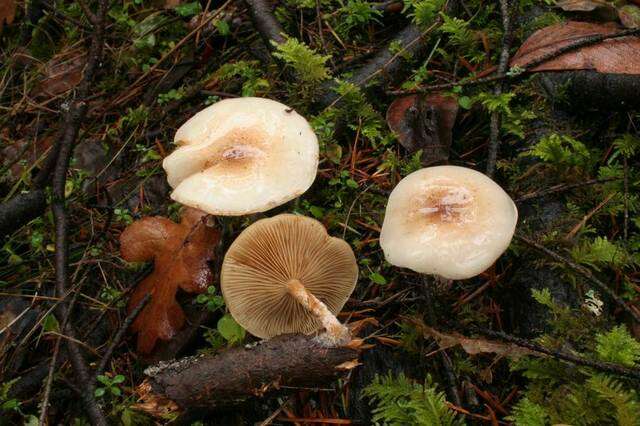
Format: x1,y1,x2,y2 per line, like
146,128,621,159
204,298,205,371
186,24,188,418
388,27,640,96
0,190,46,237
50,0,109,423
243,0,287,45
93,293,151,379
39,286,82,425
421,277,462,406
471,326,640,380
485,0,512,177
515,234,640,323
515,177,621,203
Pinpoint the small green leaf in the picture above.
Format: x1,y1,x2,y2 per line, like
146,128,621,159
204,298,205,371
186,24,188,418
94,387,106,398
217,314,245,344
42,314,60,333
458,96,472,109
96,375,110,386
370,272,387,285
110,387,122,397
174,2,202,17
215,19,231,36
112,374,125,384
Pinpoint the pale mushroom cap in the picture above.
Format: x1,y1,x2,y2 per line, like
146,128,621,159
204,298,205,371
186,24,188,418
162,97,319,216
380,166,518,280
221,214,358,339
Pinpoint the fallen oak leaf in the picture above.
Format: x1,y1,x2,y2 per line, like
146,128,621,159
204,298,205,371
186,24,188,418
120,207,220,354
386,93,458,166
34,49,86,98
407,318,537,360
0,0,15,29
556,0,618,20
510,21,640,74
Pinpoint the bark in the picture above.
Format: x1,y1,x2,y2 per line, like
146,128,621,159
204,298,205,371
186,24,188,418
140,334,360,411
0,190,46,237
539,70,640,111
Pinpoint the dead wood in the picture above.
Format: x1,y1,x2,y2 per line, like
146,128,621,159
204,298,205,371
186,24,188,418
137,334,360,413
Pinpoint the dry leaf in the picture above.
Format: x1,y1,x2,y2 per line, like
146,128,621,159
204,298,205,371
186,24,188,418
556,0,612,12
409,318,537,360
386,93,458,165
120,208,220,353
511,21,640,74
335,359,362,371
556,0,618,20
35,49,86,97
0,0,15,29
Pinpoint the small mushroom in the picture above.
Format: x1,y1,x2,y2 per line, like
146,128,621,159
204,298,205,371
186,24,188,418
380,165,518,280
221,214,358,345
163,97,319,216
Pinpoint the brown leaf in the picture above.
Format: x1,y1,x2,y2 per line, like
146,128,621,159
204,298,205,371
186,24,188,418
0,0,15,29
409,319,537,360
556,0,612,12
511,21,640,74
35,49,86,97
386,93,458,165
557,0,618,21
120,208,220,353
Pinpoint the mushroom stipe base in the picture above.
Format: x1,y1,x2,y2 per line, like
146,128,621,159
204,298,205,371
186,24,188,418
285,279,351,346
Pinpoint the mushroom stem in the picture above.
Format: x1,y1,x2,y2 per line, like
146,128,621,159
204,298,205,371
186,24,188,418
285,279,350,346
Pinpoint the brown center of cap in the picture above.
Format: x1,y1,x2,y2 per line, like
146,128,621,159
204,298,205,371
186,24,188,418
410,182,475,225
202,128,268,173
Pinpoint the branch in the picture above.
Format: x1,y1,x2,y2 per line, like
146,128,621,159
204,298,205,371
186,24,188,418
485,0,512,177
471,326,640,380
243,0,287,45
136,334,361,413
93,293,151,379
388,27,640,96
50,0,110,423
0,190,46,237
515,234,640,324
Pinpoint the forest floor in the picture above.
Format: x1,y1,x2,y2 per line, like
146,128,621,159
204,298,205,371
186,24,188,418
1,0,640,424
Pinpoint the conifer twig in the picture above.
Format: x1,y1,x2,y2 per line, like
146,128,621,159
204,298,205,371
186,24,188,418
471,326,640,380
515,234,640,324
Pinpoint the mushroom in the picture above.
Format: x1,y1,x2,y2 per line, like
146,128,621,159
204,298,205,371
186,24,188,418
380,165,518,280
162,97,319,216
220,214,358,345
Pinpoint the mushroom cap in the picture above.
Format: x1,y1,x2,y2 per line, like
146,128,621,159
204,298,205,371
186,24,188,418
162,97,319,216
380,165,518,280
221,214,358,339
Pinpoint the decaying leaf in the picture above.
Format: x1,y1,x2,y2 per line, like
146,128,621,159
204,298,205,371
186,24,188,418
556,0,618,20
511,21,640,74
0,0,15,29
386,93,458,165
35,49,86,97
120,208,220,353
409,318,537,360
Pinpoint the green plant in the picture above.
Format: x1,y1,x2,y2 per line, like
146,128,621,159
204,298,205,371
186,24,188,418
594,325,640,367
273,39,331,84
405,0,445,27
196,286,225,312
215,60,270,96
336,0,382,35
95,374,126,398
506,397,549,426
524,133,593,169
363,373,465,425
